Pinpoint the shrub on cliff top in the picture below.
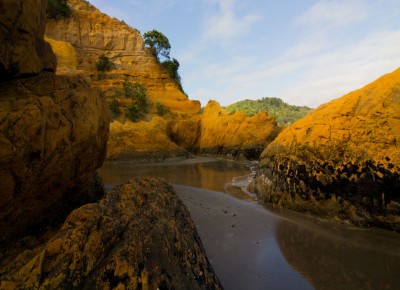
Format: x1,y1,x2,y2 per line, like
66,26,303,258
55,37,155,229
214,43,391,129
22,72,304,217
47,0,71,19
143,30,171,62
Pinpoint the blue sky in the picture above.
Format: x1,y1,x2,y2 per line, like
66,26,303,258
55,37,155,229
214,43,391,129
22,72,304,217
89,0,400,108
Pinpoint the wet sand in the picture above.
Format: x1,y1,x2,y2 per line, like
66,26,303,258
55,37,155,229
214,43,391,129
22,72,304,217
174,184,313,290
99,158,400,290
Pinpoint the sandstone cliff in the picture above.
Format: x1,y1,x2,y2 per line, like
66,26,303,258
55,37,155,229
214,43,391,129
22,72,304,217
252,68,400,230
0,178,222,289
0,0,56,77
45,0,281,161
45,0,200,114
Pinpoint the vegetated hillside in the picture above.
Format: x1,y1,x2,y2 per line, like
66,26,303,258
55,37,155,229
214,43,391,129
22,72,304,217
226,97,312,126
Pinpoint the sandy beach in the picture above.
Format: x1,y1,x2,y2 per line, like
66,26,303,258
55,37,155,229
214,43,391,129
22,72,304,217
174,184,313,290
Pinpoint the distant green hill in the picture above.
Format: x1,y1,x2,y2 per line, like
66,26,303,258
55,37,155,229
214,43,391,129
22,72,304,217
226,97,312,126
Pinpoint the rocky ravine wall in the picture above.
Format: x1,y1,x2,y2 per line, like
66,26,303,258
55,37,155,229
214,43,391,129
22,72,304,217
251,68,400,231
0,72,109,245
0,0,56,77
0,1,222,288
45,0,200,114
106,100,280,161
45,0,281,162
0,0,109,245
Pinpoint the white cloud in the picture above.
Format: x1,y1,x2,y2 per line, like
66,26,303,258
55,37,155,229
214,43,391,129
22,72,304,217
280,29,400,107
202,0,261,43
296,0,368,28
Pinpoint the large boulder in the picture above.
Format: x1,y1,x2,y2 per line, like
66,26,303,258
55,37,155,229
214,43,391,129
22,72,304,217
0,72,109,245
0,0,56,77
0,178,222,290
252,68,400,230
107,116,188,161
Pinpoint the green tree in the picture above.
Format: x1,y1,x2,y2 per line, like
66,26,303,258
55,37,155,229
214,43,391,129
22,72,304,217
47,0,71,19
162,58,180,82
143,30,171,62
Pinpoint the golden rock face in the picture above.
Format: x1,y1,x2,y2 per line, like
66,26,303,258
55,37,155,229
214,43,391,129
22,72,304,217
262,68,400,165
45,0,200,115
107,117,188,161
198,101,279,157
254,68,400,231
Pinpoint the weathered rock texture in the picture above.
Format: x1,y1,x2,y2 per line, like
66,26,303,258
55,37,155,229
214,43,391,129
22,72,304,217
170,101,280,160
252,68,400,230
0,72,110,245
107,117,188,161
45,0,200,114
0,178,222,290
105,100,279,161
0,0,56,77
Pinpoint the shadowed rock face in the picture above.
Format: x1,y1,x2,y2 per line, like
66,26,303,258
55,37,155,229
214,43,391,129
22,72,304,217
0,178,222,290
0,0,56,77
252,68,400,231
0,72,110,245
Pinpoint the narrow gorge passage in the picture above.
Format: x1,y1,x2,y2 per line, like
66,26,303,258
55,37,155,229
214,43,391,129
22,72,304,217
99,158,400,290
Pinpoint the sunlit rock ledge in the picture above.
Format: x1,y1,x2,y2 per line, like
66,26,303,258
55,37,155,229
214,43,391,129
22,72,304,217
251,68,400,231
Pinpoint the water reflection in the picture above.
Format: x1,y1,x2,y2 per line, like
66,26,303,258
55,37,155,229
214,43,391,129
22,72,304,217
273,208,400,290
99,158,254,196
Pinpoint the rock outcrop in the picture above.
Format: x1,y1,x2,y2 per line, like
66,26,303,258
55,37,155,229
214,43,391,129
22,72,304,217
45,0,200,114
0,178,222,290
0,0,56,77
107,116,188,161
170,101,280,160
252,68,400,231
0,72,110,246
0,0,110,245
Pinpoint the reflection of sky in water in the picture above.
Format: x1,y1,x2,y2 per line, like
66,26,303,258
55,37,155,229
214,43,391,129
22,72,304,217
257,236,313,290
99,158,400,290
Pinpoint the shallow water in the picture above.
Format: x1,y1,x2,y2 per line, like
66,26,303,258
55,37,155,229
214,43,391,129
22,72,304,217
98,158,400,290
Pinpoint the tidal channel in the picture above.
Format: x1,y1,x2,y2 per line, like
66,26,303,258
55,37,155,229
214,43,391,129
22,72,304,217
98,157,400,290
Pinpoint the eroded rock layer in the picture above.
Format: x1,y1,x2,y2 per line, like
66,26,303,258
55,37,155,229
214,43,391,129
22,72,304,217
45,0,200,114
0,178,222,290
0,72,109,245
252,68,400,230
